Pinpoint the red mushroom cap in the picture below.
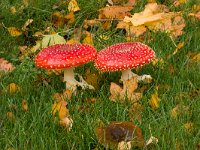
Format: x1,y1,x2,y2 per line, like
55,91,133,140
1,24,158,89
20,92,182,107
35,44,97,69
95,42,155,72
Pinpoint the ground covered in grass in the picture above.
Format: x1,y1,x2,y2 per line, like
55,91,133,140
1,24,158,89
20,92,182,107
0,0,200,149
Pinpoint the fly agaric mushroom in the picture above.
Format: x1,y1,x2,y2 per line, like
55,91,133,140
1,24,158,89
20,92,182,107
94,42,155,83
35,44,97,91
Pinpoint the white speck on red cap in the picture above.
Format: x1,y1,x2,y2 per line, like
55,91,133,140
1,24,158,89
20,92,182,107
95,42,155,72
35,44,97,69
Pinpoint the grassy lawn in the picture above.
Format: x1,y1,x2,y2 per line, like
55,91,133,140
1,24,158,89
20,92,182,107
0,0,200,149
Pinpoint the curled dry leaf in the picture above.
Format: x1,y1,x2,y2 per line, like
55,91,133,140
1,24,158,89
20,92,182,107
22,19,33,31
110,77,142,103
99,6,133,19
0,58,15,73
95,121,144,149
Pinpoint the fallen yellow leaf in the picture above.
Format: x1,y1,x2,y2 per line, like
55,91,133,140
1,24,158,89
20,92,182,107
7,27,22,37
6,83,20,93
22,99,28,112
149,91,160,110
52,100,69,119
82,31,94,46
64,12,75,24
184,122,194,132
10,6,17,14
6,112,15,121
68,0,80,12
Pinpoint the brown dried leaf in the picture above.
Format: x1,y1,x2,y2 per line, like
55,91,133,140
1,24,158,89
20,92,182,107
99,6,133,19
83,20,101,29
95,121,144,149
59,117,73,130
50,11,64,27
109,82,123,101
64,12,75,24
0,58,15,73
124,3,185,37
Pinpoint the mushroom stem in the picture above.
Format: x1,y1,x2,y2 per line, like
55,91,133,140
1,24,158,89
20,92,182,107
63,67,94,92
120,69,152,83
64,67,77,91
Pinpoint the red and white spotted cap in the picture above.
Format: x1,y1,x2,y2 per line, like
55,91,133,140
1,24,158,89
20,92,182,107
35,44,97,69
95,42,155,72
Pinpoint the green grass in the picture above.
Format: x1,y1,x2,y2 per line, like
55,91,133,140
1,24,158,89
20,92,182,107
1,0,200,149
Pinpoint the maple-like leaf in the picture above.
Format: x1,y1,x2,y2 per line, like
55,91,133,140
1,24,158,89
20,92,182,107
110,77,142,103
123,3,185,37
